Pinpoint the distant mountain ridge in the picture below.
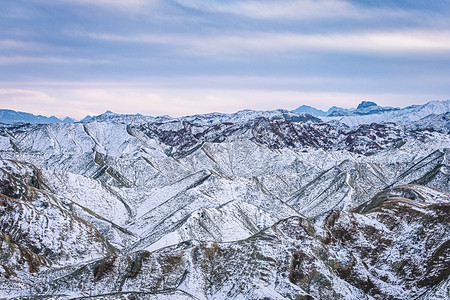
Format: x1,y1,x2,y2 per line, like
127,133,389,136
293,99,450,126
323,99,450,127
2,99,450,127
294,100,406,117
0,109,74,124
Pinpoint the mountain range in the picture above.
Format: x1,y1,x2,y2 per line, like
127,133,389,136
0,99,449,299
0,109,75,124
292,99,450,127
2,99,450,128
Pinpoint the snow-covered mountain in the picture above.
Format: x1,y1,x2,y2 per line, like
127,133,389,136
292,99,450,127
0,100,449,299
0,109,74,124
3,99,450,128
292,100,400,117
83,98,450,127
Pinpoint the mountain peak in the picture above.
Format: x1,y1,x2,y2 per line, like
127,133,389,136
291,105,327,117
80,115,92,122
357,101,377,110
62,117,75,123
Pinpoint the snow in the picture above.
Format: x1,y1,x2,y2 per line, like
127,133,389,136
0,102,448,299
323,99,450,127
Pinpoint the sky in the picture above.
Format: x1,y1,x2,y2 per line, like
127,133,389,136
1,0,450,119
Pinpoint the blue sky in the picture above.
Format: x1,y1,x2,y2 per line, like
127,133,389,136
1,0,450,119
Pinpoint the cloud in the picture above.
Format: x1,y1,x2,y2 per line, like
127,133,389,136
0,89,58,105
5,72,450,96
0,40,36,49
173,0,402,20
0,85,445,119
0,56,112,65
30,0,159,11
0,89,63,117
84,30,450,56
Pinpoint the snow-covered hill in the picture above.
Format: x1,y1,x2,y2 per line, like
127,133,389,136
0,102,449,299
